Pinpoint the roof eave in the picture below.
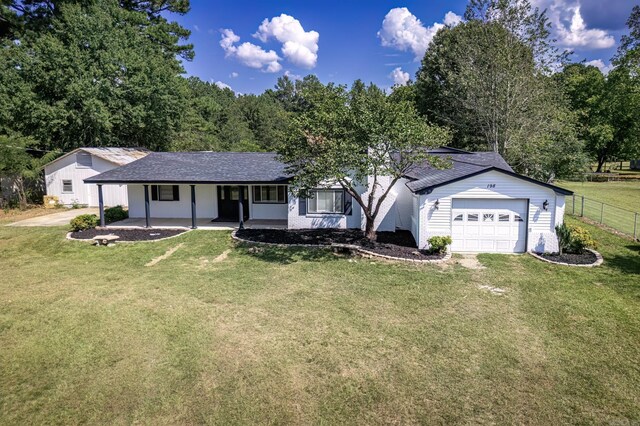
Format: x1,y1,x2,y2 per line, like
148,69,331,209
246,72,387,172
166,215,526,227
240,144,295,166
84,178,294,185
410,167,573,196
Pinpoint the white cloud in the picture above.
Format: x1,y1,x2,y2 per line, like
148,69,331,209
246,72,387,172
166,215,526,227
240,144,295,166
193,24,200,32
585,59,613,74
213,80,232,90
230,72,239,78
254,14,320,69
284,70,302,80
532,0,615,49
389,67,410,86
443,11,463,27
219,29,282,73
378,8,462,60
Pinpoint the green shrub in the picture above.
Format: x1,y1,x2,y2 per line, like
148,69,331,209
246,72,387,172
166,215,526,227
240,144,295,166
427,235,452,255
555,223,596,254
70,214,98,231
104,205,128,224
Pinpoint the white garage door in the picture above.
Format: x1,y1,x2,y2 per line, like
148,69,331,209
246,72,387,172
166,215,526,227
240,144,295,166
451,199,527,253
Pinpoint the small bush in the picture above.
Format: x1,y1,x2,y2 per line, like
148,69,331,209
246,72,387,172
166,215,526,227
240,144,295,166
555,223,596,254
70,214,98,231
428,235,452,255
104,205,128,224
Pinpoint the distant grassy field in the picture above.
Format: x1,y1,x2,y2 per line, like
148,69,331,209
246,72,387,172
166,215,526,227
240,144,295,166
1,218,639,424
557,180,640,213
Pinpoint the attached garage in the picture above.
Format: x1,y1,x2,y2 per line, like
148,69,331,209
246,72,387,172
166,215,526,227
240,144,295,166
450,199,527,253
403,148,573,254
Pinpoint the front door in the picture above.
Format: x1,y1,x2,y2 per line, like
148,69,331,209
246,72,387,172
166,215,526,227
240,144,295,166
217,185,249,221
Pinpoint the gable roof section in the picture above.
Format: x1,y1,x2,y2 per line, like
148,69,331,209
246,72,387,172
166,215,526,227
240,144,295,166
85,152,291,184
81,147,149,165
45,147,149,168
404,149,572,195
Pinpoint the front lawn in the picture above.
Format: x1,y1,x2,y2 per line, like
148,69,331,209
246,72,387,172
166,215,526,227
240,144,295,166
0,218,639,424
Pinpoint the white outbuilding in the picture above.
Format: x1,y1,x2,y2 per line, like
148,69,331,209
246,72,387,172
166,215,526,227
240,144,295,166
44,147,148,207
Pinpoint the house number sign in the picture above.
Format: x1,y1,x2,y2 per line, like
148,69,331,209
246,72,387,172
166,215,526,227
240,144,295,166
486,184,496,189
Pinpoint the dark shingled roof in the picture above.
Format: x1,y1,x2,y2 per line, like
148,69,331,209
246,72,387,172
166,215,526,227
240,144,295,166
85,147,572,195
84,152,291,184
404,147,572,195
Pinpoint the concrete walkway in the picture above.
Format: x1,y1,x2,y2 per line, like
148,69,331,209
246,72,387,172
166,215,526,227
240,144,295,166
6,208,98,227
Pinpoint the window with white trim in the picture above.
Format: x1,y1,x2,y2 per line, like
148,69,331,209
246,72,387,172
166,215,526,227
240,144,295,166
253,185,287,204
62,180,73,193
308,189,344,214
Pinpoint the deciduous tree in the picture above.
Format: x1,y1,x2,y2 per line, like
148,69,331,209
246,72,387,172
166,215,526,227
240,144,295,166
279,80,449,240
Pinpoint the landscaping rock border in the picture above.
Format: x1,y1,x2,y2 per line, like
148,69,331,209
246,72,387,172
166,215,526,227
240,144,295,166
528,248,603,267
66,227,190,244
231,230,451,264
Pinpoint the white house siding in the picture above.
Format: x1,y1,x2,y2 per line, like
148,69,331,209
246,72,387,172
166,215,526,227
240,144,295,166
288,183,363,229
394,178,413,231
246,185,288,220
419,170,560,252
45,155,129,207
127,184,288,221
410,193,422,246
128,184,217,219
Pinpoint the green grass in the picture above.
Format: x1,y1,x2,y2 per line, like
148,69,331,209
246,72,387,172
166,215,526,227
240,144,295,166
1,219,639,424
557,180,640,213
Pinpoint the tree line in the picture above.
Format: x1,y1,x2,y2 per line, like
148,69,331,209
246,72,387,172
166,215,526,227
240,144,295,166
0,0,639,206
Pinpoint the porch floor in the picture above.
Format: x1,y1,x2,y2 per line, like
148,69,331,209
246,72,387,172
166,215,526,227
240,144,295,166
107,218,287,230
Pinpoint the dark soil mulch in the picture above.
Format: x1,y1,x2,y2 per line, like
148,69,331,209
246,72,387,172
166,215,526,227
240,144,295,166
539,251,598,265
236,228,446,261
70,227,187,241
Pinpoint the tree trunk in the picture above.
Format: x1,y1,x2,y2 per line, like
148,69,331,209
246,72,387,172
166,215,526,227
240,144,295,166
596,156,606,173
364,216,376,241
16,176,27,210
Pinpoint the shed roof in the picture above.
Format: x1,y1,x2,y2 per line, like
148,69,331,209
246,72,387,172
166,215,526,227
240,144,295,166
84,152,291,184
46,147,149,167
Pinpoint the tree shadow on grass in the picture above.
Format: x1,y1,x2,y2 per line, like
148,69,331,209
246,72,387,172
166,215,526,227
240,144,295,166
602,243,640,275
235,242,349,265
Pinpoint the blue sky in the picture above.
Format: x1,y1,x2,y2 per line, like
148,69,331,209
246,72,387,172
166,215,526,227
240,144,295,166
173,0,637,94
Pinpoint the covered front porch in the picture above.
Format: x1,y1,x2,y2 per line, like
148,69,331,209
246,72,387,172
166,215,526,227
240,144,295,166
94,183,290,230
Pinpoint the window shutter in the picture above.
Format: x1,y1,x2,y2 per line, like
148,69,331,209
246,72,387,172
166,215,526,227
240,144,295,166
151,185,158,201
172,185,180,201
299,197,306,215
344,192,353,215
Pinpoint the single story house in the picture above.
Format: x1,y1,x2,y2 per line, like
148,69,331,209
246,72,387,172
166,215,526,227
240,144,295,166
45,147,148,207
84,148,572,253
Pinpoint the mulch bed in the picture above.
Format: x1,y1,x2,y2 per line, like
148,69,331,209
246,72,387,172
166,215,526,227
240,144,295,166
235,228,446,260
539,251,598,265
70,228,187,242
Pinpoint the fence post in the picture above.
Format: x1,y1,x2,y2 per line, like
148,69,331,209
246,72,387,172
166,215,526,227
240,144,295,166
600,203,604,224
572,194,575,215
581,196,584,217
634,212,638,241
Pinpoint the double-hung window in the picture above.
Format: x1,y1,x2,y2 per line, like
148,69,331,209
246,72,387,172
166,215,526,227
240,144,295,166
307,189,344,214
253,185,287,204
151,185,180,201
62,180,73,193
